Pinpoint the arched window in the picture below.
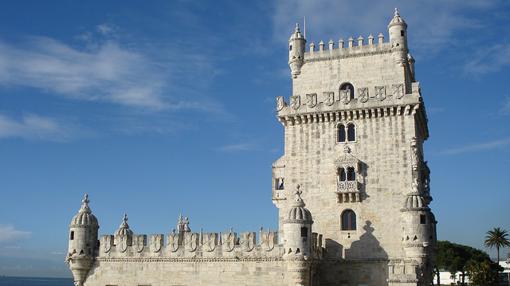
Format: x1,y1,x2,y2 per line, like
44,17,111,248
337,124,346,142
341,210,356,231
347,123,356,142
347,167,356,181
340,83,355,100
338,168,346,181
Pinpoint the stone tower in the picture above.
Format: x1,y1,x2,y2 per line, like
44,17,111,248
66,194,99,286
273,9,436,286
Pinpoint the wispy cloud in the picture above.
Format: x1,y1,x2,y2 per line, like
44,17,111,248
464,44,510,76
272,0,496,56
216,143,260,152
0,225,31,243
0,113,72,141
440,138,510,155
501,97,510,115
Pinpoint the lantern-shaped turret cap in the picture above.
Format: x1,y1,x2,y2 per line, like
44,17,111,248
115,213,134,237
70,194,98,227
287,185,313,222
289,23,304,41
388,8,407,28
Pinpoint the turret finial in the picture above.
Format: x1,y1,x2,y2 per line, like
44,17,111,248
295,23,300,33
394,7,399,17
292,185,305,207
79,194,91,213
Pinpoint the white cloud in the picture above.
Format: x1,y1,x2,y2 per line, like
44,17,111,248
272,0,496,56
0,37,166,109
0,225,31,243
464,44,510,76
0,113,71,141
216,143,260,152
440,138,510,155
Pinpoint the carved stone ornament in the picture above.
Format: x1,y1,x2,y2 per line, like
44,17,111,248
102,235,112,253
393,83,404,99
241,232,256,252
375,86,386,101
260,231,276,251
323,91,335,106
119,236,128,253
221,231,236,252
358,88,369,103
135,235,145,253
185,232,199,252
306,93,317,108
290,95,301,110
202,233,217,252
276,96,286,111
168,231,180,252
150,234,163,253
340,89,350,104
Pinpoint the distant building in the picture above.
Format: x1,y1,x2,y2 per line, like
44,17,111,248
432,260,510,285
66,9,436,286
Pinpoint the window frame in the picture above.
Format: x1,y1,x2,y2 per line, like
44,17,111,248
341,209,357,231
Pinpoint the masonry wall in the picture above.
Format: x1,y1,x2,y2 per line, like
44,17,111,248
84,259,286,286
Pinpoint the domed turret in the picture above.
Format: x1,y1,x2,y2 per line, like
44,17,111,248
283,185,313,257
66,194,99,286
288,23,306,78
388,8,408,50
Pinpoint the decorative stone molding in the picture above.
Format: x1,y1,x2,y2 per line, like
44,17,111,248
306,93,318,108
290,95,301,110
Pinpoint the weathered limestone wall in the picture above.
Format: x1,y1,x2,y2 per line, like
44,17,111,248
85,259,287,286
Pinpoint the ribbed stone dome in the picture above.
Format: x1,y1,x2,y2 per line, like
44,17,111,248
404,193,427,209
70,194,98,227
287,185,313,222
115,214,133,237
388,8,407,28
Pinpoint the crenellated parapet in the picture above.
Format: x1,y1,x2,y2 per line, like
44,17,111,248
305,33,397,63
98,226,323,261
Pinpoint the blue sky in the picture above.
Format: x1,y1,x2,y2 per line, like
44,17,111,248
0,0,509,277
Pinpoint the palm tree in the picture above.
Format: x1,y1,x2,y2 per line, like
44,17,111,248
484,227,510,264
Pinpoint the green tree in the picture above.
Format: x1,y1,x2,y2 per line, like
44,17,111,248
466,259,499,286
484,227,510,264
435,240,494,285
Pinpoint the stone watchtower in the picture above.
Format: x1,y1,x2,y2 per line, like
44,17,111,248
273,9,436,286
66,194,99,286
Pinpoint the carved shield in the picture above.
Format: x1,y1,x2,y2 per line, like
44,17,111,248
185,232,199,252
276,96,286,111
393,84,404,99
119,236,128,253
150,234,163,253
375,86,386,101
306,93,317,108
323,91,335,106
168,232,180,252
102,235,112,253
240,232,255,252
221,232,236,252
290,95,301,110
340,89,350,104
261,231,276,251
135,235,145,253
202,233,217,252
358,88,369,103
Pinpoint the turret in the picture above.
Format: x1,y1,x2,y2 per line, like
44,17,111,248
114,214,134,252
283,185,313,286
66,194,99,286
288,23,306,78
388,8,408,50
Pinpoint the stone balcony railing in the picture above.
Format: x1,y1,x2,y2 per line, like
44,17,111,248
336,180,362,203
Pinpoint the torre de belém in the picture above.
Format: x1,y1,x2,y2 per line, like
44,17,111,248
67,9,437,286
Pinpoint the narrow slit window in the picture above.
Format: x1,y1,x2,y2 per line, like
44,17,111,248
301,227,308,238
420,215,426,225
70,231,74,240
